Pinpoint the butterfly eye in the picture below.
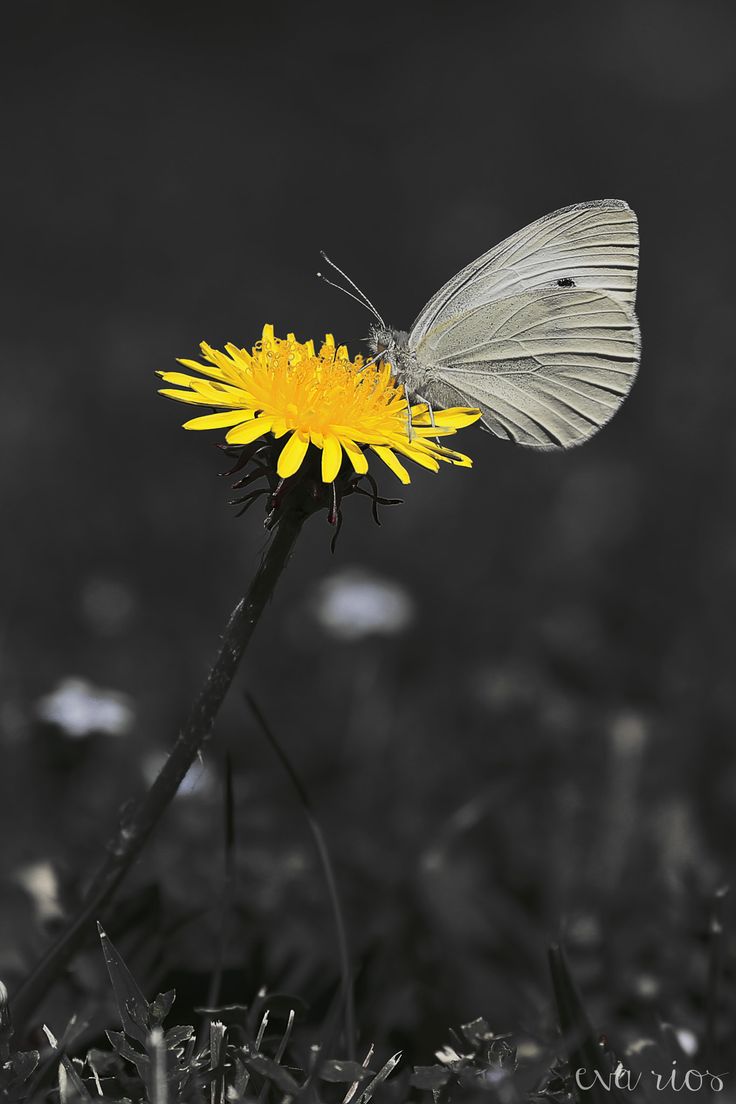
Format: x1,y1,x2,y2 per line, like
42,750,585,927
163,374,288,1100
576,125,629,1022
556,277,575,287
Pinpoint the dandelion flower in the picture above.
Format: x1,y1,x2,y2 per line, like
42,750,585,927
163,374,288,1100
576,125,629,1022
158,325,480,485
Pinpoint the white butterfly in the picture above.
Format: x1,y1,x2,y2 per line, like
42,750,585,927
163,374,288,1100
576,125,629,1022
325,200,640,450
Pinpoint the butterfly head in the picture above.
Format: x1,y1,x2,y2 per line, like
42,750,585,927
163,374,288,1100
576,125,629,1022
367,323,409,364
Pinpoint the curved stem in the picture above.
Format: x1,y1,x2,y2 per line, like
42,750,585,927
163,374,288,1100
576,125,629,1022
11,508,306,1033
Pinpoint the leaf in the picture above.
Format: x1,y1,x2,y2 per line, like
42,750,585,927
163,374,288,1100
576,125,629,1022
98,925,150,1045
411,1065,451,1090
319,1059,374,1083
245,1054,301,1095
460,1018,495,1047
150,991,176,1028
6,1050,40,1084
164,1025,194,1051
231,1052,250,1099
106,1030,151,1084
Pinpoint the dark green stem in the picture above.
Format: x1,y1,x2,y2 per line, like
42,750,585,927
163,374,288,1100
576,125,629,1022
11,508,306,1033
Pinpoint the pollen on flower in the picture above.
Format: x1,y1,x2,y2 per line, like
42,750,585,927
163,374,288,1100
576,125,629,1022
158,324,480,486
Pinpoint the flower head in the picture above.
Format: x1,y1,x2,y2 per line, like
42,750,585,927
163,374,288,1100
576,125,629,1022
158,325,480,485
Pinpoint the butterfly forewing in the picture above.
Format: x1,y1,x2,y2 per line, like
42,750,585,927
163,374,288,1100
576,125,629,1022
406,199,640,449
409,200,638,349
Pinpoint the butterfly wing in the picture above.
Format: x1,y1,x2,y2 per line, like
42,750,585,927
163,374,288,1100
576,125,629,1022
408,200,640,449
410,200,638,345
415,288,640,449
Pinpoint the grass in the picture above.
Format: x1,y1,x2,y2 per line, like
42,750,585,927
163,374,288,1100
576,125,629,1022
1,692,730,1102
0,924,716,1102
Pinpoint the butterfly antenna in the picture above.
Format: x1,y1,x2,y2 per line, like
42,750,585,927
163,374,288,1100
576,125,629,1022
319,250,386,327
317,271,380,316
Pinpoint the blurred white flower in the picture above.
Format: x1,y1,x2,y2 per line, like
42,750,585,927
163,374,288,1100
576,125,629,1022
471,662,540,711
81,576,138,636
311,568,414,641
14,860,63,923
674,1027,698,1057
566,913,601,947
634,973,660,999
35,678,134,738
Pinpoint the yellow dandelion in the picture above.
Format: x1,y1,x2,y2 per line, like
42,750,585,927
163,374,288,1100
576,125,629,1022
158,324,480,485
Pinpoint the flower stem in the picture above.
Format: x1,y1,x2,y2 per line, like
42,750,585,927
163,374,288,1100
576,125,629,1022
11,507,306,1033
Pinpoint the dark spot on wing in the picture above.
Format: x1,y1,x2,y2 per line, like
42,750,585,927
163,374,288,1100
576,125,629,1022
557,277,575,287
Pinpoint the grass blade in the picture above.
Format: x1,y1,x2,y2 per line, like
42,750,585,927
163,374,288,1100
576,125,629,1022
548,943,628,1104
97,923,150,1045
246,693,355,1061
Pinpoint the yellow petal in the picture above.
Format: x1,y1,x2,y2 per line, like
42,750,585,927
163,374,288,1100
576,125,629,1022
277,431,310,477
174,358,228,382
158,370,208,388
226,416,274,445
432,407,482,428
159,374,250,406
371,445,411,484
420,439,474,467
183,409,255,431
395,442,440,472
158,388,241,408
410,402,430,423
438,448,473,467
201,344,249,384
223,343,252,364
413,424,466,438
321,436,343,482
341,437,369,475
411,405,481,429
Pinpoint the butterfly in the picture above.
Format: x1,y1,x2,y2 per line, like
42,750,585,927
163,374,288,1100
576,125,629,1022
322,200,640,450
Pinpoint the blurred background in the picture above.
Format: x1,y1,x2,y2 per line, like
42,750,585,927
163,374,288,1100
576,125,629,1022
2,0,736,1071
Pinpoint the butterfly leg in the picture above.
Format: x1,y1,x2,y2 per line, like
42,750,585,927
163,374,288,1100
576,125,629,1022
416,395,441,445
405,402,414,442
414,394,436,427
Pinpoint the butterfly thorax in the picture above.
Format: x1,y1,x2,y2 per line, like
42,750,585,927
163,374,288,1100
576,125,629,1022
367,323,431,401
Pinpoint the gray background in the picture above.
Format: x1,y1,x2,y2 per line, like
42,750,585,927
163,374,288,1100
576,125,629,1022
2,0,736,1060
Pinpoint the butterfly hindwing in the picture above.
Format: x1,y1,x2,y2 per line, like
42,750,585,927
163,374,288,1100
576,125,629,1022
419,287,640,449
